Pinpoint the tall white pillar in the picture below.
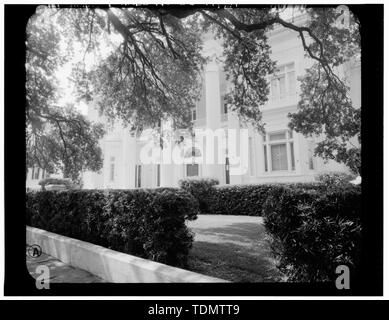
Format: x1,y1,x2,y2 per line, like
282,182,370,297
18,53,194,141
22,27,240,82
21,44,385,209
203,58,223,180
159,119,175,187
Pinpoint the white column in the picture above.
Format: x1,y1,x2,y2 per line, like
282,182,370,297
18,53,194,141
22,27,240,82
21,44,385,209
160,119,175,187
203,58,223,180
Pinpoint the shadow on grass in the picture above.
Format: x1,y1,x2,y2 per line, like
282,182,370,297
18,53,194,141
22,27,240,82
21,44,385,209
187,222,284,282
190,222,268,245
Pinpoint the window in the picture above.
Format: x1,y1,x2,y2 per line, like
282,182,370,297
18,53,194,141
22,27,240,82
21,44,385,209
309,156,314,170
271,144,288,171
220,96,229,122
262,134,268,172
270,63,296,101
290,142,296,171
156,164,161,187
184,134,200,177
186,164,199,177
269,132,286,141
223,103,228,114
191,109,197,121
109,157,115,182
220,95,228,114
263,130,296,172
31,167,35,180
221,102,228,122
135,164,142,188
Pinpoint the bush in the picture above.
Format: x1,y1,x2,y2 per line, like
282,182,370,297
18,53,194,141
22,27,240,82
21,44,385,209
178,178,219,214
209,184,276,216
315,172,356,188
262,183,362,282
181,182,322,216
26,188,199,267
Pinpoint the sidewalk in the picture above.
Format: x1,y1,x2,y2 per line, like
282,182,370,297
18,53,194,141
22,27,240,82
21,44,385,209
27,252,106,283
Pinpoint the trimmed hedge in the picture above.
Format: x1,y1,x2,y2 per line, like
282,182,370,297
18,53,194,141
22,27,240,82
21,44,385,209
262,183,362,282
181,181,327,217
179,178,362,281
26,188,199,267
209,184,275,216
178,178,219,214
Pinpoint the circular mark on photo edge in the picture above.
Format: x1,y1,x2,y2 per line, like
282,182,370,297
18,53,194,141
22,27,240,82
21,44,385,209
27,244,42,258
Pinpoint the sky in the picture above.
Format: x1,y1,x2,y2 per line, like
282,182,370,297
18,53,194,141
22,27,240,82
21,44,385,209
53,14,123,115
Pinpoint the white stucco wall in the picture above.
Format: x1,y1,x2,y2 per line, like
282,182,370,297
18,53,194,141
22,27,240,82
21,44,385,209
79,16,360,189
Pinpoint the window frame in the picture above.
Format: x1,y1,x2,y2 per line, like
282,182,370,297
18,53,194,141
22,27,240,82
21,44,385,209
269,62,297,102
156,163,161,187
135,164,142,188
263,130,296,173
191,108,197,122
185,163,199,177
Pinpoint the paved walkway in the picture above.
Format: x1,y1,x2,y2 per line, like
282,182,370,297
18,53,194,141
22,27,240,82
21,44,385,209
27,252,106,283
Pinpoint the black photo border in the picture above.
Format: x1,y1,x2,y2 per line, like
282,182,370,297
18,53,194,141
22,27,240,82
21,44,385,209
3,3,383,296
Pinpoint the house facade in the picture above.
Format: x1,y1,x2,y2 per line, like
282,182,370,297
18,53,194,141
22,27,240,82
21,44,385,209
26,15,361,190
82,18,360,190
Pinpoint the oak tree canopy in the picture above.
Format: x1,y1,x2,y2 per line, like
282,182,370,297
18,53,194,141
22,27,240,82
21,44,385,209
26,6,361,178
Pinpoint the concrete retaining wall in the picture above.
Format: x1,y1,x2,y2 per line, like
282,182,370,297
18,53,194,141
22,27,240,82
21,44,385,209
26,226,228,283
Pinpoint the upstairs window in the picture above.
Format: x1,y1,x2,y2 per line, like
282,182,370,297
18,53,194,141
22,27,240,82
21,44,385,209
270,63,296,101
191,109,197,121
220,96,228,122
222,102,228,114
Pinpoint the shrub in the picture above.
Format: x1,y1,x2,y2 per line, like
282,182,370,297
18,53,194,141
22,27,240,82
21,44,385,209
209,184,275,216
262,183,362,282
181,182,323,216
315,172,357,188
26,188,199,267
178,178,219,214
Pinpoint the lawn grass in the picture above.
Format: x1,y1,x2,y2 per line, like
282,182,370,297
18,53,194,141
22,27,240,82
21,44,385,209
186,215,284,282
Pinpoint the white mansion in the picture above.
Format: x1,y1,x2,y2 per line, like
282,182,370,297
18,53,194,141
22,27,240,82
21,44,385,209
26,15,361,190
